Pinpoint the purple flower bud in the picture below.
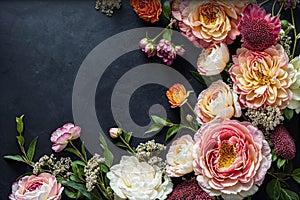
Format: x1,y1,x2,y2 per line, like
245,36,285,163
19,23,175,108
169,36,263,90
139,38,156,58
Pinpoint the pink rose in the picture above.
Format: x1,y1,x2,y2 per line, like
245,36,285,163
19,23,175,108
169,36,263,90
9,173,63,200
193,118,271,200
50,123,81,152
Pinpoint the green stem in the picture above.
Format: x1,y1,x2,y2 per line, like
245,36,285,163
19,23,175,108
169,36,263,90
69,141,87,164
186,101,197,117
259,0,270,7
271,0,277,16
291,8,298,58
276,3,284,17
119,135,136,155
181,125,197,132
152,20,174,41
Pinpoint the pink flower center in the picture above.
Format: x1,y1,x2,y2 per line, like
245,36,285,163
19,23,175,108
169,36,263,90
218,143,236,169
27,182,42,191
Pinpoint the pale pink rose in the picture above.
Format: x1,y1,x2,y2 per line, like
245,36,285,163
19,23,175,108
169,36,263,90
229,44,295,109
194,80,241,123
197,43,230,75
193,118,272,200
9,173,63,200
50,123,81,152
166,135,194,177
172,0,247,48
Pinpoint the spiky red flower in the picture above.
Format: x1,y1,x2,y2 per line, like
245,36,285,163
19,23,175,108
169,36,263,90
238,4,281,51
270,126,296,160
167,179,215,200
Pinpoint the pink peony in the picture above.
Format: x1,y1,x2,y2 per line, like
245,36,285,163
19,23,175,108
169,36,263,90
238,4,281,51
171,0,247,48
229,44,294,109
193,118,272,200
9,173,63,200
50,123,81,152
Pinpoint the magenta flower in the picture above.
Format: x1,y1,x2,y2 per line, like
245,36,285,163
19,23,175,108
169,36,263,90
50,123,81,152
238,4,281,51
156,39,184,65
167,179,215,200
271,126,296,160
139,37,156,57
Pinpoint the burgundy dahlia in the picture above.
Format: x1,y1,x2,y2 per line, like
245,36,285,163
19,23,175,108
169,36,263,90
270,126,296,160
167,179,215,200
238,4,281,51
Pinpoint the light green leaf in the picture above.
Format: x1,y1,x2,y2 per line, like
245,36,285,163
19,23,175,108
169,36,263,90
100,163,109,173
266,179,281,200
16,115,24,134
70,175,82,183
114,142,127,148
277,157,287,169
162,29,172,41
151,115,172,126
124,132,132,143
165,125,180,141
65,147,82,158
224,62,234,73
27,136,38,161
4,155,26,163
145,124,163,135
16,135,24,148
64,188,77,199
292,168,300,185
162,0,171,20
99,133,114,167
284,108,294,120
81,142,87,161
272,149,278,162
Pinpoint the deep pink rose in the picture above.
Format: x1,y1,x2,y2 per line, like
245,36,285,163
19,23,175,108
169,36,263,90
193,118,271,200
50,123,81,152
9,173,63,200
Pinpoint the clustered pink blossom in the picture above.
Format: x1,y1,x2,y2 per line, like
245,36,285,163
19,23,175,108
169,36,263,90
271,126,296,160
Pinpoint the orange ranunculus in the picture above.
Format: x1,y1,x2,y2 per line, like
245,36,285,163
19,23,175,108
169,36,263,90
166,84,189,108
130,0,162,23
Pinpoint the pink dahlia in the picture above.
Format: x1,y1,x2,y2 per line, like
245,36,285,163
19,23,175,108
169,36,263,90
193,118,272,200
167,179,215,200
238,4,281,51
271,126,296,160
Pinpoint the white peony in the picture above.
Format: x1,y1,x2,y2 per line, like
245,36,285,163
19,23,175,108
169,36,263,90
166,135,194,177
107,156,173,200
288,56,300,113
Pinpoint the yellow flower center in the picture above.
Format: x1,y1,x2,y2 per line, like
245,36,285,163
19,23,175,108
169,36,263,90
257,72,271,85
218,143,237,169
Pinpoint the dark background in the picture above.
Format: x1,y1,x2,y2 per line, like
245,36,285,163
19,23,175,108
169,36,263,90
0,1,299,199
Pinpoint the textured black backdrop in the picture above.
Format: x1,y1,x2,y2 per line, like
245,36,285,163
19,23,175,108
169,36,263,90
0,1,299,199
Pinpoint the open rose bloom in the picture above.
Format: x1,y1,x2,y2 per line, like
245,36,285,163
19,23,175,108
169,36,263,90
193,118,272,200
166,83,189,108
9,173,63,200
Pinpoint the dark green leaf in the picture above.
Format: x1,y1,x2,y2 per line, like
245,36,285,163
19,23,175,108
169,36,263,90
99,133,114,167
224,62,234,73
64,188,77,199
16,135,24,147
162,29,172,41
190,71,207,86
281,188,300,200
162,0,171,20
284,108,294,120
145,124,163,135
272,149,278,162
100,163,109,173
27,136,38,161
73,160,86,167
4,155,25,163
65,148,82,158
266,179,281,200
151,115,172,126
115,142,127,148
165,125,180,141
292,168,300,185
277,157,287,169
16,115,24,134
283,160,293,173
124,132,132,143
70,175,82,183
60,180,95,200
81,142,87,161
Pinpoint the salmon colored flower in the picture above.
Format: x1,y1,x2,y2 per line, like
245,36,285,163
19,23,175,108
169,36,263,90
230,44,294,109
171,0,247,48
193,118,272,200
166,84,189,108
130,0,162,23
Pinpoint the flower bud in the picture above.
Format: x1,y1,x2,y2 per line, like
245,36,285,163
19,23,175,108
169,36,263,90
281,20,289,30
186,114,193,122
109,128,122,138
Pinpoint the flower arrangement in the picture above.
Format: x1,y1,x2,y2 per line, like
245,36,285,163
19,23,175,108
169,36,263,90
4,0,300,199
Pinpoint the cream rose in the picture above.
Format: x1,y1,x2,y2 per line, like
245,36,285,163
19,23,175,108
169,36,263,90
107,156,173,200
197,43,230,75
166,135,194,177
287,56,300,113
195,80,241,123
9,173,63,200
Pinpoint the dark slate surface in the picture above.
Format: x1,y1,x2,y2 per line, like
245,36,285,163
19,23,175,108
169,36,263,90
0,1,299,199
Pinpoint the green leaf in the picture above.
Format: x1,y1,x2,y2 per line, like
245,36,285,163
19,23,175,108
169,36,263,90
283,160,293,173
292,168,300,185
114,142,127,148
16,135,25,147
4,155,26,163
60,180,95,200
99,133,114,167
64,188,77,199
162,29,172,41
100,163,109,173
145,124,163,135
277,157,287,169
266,179,281,200
224,62,234,73
284,108,294,120
16,115,24,134
81,142,87,161
165,125,180,141
190,71,207,86
70,175,82,183
65,147,82,158
151,115,172,126
162,0,171,20
281,188,300,200
272,149,278,162
124,132,132,143
27,136,38,161
297,33,300,40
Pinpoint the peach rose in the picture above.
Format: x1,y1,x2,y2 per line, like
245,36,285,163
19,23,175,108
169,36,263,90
229,44,295,109
166,83,189,108
166,135,194,177
130,0,162,23
193,118,272,200
9,173,63,200
197,43,230,75
172,0,247,48
194,80,241,123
